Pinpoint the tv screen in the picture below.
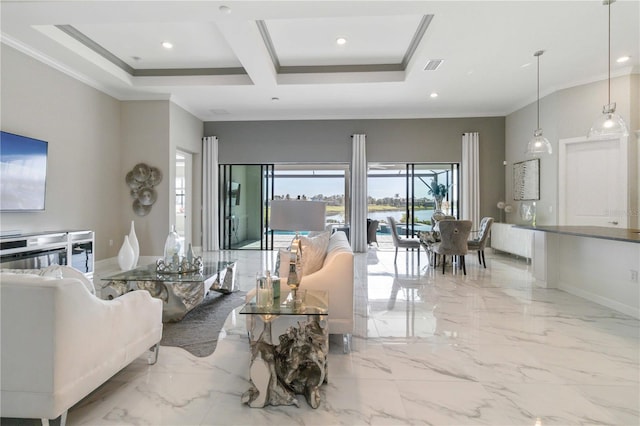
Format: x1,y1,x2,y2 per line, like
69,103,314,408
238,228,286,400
0,131,48,211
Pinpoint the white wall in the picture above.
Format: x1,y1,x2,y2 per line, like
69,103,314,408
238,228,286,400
0,45,122,259
505,74,639,226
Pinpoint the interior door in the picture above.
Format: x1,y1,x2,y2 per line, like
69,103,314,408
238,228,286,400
559,135,629,228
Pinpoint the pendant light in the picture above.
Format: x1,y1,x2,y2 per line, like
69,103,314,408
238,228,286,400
587,0,629,139
526,50,552,157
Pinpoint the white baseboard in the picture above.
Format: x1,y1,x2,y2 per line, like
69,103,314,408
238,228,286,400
558,282,640,320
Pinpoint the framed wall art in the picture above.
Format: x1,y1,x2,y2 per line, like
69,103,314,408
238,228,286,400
513,158,540,201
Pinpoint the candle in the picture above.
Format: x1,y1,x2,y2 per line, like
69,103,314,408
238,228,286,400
257,288,272,308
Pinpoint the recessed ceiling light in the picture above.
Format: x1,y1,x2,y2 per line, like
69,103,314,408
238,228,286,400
616,55,630,63
131,56,141,62
336,37,347,45
161,41,173,49
271,97,280,102
430,92,438,98
219,5,231,14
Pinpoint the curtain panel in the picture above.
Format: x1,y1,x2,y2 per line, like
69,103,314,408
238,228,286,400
202,136,220,251
350,134,367,253
461,132,480,228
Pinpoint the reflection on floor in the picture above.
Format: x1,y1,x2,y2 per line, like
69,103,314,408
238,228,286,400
62,248,639,425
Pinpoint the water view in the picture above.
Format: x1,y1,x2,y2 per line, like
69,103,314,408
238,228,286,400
327,208,438,225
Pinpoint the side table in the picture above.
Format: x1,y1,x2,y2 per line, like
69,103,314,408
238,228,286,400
239,290,328,409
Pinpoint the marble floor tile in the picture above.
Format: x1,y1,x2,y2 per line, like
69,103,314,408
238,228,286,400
52,248,640,425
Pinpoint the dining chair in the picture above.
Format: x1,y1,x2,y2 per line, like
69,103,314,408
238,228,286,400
467,217,494,268
387,216,421,264
432,220,472,274
367,219,379,246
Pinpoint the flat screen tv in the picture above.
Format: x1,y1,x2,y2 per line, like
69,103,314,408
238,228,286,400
0,131,48,211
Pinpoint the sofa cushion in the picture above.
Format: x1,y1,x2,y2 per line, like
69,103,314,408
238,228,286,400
0,265,95,295
299,231,330,276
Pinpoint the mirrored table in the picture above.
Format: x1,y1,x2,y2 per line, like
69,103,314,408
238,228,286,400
240,290,328,409
101,260,236,322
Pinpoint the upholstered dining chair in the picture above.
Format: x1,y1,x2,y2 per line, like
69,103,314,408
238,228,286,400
432,220,472,275
467,217,494,268
387,216,421,264
431,213,456,231
367,219,379,246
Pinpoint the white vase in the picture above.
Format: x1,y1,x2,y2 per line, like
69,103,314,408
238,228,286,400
118,235,135,271
129,220,139,267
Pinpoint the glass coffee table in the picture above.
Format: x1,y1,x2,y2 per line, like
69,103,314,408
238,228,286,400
240,290,328,409
101,260,236,322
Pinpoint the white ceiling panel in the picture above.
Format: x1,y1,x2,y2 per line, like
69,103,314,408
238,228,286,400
0,1,638,122
265,15,424,66
73,22,241,69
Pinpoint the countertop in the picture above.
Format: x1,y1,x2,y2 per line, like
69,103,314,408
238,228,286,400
514,225,640,244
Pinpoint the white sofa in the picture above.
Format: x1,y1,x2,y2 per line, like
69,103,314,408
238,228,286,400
247,231,354,345
0,267,163,425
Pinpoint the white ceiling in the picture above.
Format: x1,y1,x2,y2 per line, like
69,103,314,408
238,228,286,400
1,0,638,122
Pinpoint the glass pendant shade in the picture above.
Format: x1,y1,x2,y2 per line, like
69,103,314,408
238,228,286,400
588,0,629,139
527,129,552,157
588,103,629,139
525,50,552,157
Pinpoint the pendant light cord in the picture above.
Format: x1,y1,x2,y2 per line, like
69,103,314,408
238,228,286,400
537,53,540,129
607,0,611,105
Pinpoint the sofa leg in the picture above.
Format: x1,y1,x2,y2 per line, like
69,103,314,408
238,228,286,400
148,343,160,365
343,333,352,354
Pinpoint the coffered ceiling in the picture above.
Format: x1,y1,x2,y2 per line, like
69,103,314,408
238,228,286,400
1,1,638,121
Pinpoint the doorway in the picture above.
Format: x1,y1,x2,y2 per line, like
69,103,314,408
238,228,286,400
175,151,192,247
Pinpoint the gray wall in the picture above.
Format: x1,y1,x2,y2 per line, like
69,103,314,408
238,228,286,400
505,74,639,226
170,102,204,250
206,117,505,220
0,45,122,259
1,46,203,259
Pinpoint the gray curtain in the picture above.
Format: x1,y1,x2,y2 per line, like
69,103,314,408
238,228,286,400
202,136,219,251
350,134,367,253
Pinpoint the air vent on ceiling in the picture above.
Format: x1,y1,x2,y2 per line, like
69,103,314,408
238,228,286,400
423,59,444,71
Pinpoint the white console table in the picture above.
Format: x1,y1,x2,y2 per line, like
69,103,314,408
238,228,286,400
490,223,532,259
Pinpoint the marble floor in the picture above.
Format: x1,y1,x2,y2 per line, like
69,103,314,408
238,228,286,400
65,248,639,425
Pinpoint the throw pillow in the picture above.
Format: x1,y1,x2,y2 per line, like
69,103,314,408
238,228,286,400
298,231,330,276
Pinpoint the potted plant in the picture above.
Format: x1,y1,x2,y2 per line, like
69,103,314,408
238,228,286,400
426,179,451,213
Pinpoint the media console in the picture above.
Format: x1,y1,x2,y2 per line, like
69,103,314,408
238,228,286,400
0,230,94,278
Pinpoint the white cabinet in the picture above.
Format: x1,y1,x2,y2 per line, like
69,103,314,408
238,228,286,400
0,230,95,278
490,223,532,259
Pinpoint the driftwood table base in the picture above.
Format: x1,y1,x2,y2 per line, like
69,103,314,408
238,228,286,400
242,313,328,408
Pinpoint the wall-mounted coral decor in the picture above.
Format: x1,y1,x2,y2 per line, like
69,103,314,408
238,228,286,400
125,163,162,216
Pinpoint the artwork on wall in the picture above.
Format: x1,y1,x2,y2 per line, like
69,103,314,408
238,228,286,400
126,163,163,216
513,159,540,201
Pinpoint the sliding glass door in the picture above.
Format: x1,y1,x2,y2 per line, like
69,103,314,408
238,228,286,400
219,163,348,250
219,164,274,250
368,163,459,238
